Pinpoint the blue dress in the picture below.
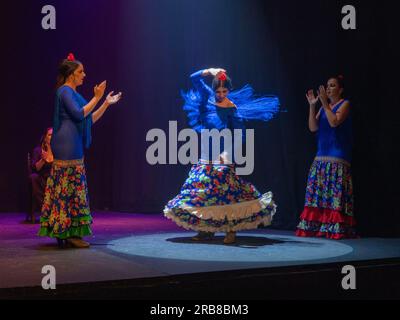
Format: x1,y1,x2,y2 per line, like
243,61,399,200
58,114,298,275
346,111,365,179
51,85,92,160
296,99,356,239
164,70,280,233
39,85,93,240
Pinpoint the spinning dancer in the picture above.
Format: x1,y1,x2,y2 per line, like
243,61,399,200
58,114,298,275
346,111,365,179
164,68,280,244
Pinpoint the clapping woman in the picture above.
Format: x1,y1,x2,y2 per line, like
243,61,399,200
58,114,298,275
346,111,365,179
39,53,122,248
296,75,356,239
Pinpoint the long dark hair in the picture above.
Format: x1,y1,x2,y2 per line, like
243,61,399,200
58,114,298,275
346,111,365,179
55,58,82,89
40,127,53,151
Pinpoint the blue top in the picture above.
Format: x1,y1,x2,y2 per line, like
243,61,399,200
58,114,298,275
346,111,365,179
182,69,280,162
50,85,93,160
316,99,352,162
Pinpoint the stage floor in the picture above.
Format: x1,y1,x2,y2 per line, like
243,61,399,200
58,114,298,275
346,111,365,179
1,212,400,292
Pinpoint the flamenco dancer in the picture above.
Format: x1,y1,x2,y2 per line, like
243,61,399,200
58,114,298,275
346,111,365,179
164,68,280,244
38,53,122,248
296,75,357,239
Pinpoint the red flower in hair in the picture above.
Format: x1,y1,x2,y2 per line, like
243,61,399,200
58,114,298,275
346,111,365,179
218,73,227,81
67,53,75,61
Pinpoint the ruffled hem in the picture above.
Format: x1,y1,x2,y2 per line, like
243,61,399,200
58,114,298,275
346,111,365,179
164,192,276,232
299,206,356,225
38,224,92,239
164,210,274,233
295,229,357,240
167,192,276,221
296,206,357,240
39,215,92,224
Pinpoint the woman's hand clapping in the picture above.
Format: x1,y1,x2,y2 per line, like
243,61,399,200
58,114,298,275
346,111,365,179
106,91,122,105
306,89,319,107
94,80,107,100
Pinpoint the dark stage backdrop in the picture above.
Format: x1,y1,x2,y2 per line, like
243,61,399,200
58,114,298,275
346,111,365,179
1,0,399,236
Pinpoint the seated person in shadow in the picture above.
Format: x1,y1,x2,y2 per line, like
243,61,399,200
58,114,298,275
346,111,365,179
30,128,53,216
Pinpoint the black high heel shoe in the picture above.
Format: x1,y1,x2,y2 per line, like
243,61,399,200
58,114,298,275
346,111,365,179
56,238,67,249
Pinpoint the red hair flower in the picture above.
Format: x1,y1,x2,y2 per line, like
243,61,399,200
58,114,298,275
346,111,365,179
67,53,75,61
218,73,227,81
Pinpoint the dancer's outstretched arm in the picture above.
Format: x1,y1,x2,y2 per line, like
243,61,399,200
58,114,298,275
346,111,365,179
190,68,225,100
60,81,106,121
82,80,107,117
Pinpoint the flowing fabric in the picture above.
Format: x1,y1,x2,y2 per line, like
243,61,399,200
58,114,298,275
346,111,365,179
164,69,280,233
181,71,280,132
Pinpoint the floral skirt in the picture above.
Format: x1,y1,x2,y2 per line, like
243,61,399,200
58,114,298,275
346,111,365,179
164,162,276,233
38,159,92,239
296,157,357,240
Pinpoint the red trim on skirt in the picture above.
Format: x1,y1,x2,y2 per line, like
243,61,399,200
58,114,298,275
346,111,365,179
299,206,356,226
296,206,358,240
